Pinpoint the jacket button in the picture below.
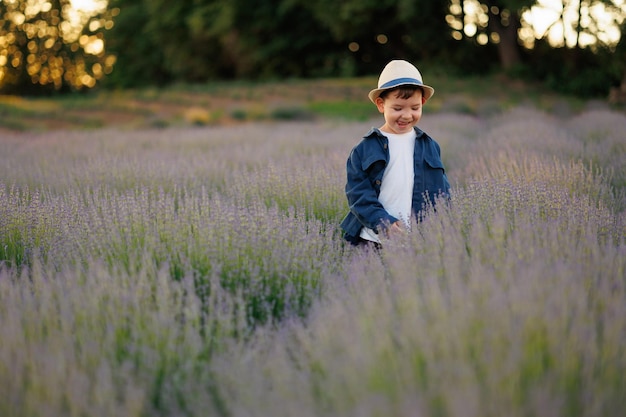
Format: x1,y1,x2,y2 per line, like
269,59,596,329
375,180,381,185
383,144,388,149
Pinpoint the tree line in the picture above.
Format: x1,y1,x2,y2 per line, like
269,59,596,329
1,0,625,98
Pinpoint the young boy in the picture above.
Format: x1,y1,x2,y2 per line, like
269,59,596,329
340,60,450,245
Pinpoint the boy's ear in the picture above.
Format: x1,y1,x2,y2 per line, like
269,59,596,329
375,97,385,113
422,97,426,105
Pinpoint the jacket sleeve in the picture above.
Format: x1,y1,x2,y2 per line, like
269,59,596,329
435,140,451,197
345,145,398,233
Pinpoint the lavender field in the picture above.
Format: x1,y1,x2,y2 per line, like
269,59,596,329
1,106,625,417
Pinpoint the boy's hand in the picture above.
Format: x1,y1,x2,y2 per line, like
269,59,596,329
388,221,405,237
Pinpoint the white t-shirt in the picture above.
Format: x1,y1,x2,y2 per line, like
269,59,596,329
360,130,415,243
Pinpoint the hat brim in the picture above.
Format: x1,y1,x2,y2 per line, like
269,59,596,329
368,80,435,103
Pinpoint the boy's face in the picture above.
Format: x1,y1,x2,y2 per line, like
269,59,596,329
375,89,424,134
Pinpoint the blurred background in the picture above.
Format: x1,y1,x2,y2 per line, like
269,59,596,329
1,0,625,99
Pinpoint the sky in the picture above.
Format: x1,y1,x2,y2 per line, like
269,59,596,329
70,0,106,13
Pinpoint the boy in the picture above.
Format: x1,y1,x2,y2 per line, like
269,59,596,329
340,60,450,245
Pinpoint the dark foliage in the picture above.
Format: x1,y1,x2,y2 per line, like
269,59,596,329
2,0,624,98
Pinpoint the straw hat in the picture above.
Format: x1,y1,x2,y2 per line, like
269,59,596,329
368,60,435,103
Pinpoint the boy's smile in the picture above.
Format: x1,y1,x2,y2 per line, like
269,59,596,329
375,90,423,134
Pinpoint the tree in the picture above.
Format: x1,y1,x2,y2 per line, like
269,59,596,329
524,0,625,96
532,0,624,50
609,15,626,103
295,0,455,73
0,0,116,94
446,0,625,97
484,0,528,69
105,0,343,86
102,0,170,87
219,0,347,77
447,0,535,70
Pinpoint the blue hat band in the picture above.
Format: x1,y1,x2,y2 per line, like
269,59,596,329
379,77,423,89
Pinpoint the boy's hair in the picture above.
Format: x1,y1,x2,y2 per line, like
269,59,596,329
379,85,422,100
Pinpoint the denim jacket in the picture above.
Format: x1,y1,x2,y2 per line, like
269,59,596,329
340,126,450,243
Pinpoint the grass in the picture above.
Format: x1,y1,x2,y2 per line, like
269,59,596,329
0,88,625,416
307,100,378,121
0,71,599,132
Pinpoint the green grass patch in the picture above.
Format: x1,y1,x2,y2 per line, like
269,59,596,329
0,72,607,132
307,100,378,121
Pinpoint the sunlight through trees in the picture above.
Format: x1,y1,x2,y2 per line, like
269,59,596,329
0,0,117,93
448,0,624,51
1,0,625,96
